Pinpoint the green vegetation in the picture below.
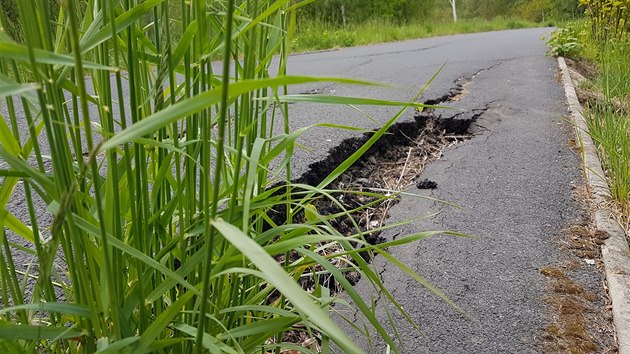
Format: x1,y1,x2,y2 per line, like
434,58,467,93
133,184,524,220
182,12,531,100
579,0,629,41
0,0,451,353
292,17,541,52
290,0,581,53
547,1,629,224
299,0,439,25
586,39,630,215
301,0,581,26
545,24,582,56
586,103,630,205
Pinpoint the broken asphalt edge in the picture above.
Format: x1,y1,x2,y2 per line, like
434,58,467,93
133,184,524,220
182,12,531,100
558,56,630,354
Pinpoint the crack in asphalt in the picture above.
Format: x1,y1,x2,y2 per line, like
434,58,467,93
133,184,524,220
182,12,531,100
422,62,502,107
293,42,454,63
353,42,454,60
371,255,391,311
337,69,499,329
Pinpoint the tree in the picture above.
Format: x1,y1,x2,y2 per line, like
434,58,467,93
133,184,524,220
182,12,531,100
449,0,458,22
299,0,437,26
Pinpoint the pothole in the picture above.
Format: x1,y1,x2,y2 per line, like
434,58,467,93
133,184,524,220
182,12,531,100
265,67,502,297
267,70,494,349
303,115,477,247
274,80,490,294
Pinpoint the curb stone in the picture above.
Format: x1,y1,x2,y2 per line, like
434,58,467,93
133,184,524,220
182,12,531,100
558,56,630,354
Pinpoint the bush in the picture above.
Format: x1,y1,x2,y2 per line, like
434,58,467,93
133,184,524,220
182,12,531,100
507,20,526,29
580,0,630,42
545,25,583,57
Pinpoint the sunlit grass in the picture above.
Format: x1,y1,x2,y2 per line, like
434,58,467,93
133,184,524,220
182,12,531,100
291,17,543,52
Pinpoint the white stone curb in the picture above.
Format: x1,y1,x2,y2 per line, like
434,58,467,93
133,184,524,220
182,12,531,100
558,56,630,354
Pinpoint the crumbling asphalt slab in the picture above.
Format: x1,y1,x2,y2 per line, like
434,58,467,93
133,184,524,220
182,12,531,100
282,28,569,179
336,58,587,353
280,29,613,352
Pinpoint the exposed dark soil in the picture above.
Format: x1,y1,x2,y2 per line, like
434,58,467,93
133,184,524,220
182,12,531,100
267,72,488,347
310,116,472,241
267,74,485,301
565,57,599,81
267,114,478,300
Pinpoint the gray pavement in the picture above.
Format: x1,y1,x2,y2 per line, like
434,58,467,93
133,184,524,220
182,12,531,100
281,28,599,352
283,28,567,179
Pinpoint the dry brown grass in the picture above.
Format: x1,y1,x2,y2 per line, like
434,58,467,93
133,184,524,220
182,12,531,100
540,185,617,353
540,264,606,353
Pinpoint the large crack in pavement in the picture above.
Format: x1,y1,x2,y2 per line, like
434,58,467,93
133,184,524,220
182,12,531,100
421,63,501,107
280,65,500,306
296,63,503,189
314,65,504,325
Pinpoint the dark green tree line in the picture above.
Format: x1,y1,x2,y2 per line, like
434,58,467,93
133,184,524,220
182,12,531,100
300,0,582,26
298,0,438,25
464,0,581,21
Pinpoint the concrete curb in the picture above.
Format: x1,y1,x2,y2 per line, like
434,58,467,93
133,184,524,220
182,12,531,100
558,56,630,354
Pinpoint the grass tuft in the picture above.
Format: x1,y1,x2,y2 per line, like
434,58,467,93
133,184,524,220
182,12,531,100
584,40,630,225
0,1,452,353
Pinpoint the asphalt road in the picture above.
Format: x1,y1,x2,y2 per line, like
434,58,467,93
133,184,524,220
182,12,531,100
283,28,564,177
281,28,601,353
1,27,604,352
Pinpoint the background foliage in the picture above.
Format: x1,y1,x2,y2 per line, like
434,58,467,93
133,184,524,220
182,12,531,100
579,0,629,41
300,0,583,26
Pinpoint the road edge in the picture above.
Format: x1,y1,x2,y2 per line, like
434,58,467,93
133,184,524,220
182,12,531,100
558,56,630,354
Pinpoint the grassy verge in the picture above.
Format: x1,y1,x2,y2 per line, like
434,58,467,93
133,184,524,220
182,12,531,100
585,40,630,228
291,17,545,52
548,22,630,228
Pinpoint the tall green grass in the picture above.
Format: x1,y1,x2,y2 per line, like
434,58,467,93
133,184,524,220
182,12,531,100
586,40,630,219
560,3,630,226
597,41,630,100
0,0,446,353
586,104,630,205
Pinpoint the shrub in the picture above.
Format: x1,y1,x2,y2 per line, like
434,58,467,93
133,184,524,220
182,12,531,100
545,25,583,57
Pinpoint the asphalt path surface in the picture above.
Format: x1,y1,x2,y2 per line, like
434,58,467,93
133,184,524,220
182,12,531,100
282,28,598,353
283,28,563,178
1,28,603,352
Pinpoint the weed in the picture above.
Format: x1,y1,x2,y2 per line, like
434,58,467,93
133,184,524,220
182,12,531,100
586,104,630,209
545,25,583,57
